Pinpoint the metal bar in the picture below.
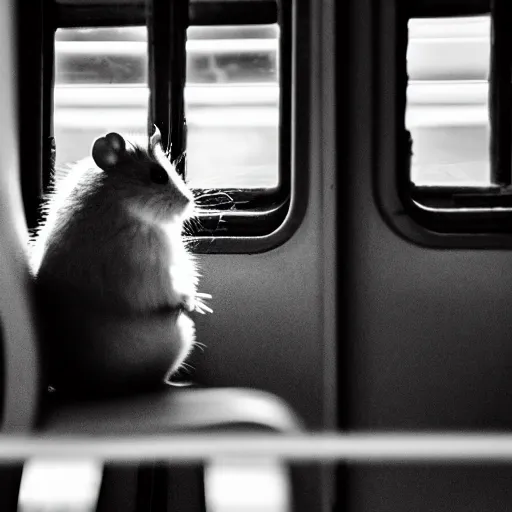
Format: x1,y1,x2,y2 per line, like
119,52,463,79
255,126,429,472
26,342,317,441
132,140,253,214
56,0,277,28
4,434,512,462
489,0,512,186
169,0,189,177
147,0,171,149
148,0,188,173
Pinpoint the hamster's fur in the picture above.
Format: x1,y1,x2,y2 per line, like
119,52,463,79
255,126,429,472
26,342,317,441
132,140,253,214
30,129,211,398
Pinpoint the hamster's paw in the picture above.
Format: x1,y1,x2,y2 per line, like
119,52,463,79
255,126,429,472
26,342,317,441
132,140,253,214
194,292,213,314
181,292,213,315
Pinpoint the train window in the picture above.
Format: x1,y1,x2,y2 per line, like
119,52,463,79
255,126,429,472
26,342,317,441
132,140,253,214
404,13,496,228
50,0,296,247
54,27,149,167
185,25,279,190
54,25,279,189
376,2,512,246
407,16,490,188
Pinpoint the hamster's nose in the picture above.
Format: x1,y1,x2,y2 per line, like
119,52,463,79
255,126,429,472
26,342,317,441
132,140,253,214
183,187,195,204
175,188,195,217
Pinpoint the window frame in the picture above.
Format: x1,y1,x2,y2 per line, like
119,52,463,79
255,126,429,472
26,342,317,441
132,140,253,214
55,0,278,28
18,0,54,230
375,0,512,248
46,0,308,254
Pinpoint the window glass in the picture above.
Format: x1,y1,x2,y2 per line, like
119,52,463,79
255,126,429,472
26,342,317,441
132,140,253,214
54,24,279,189
54,27,149,169
407,16,490,187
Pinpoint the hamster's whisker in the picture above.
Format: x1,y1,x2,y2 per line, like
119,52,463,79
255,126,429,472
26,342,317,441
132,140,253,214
193,341,207,352
179,361,195,374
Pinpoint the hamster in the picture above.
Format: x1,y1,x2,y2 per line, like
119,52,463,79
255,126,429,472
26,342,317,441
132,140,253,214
30,128,211,399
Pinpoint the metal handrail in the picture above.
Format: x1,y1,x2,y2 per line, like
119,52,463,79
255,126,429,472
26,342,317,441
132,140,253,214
2,433,512,462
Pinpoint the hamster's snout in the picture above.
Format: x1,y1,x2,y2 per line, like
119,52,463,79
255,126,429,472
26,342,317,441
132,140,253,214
164,162,195,217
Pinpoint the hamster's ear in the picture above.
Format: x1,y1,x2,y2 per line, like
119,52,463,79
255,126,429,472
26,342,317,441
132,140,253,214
92,132,126,170
150,125,162,149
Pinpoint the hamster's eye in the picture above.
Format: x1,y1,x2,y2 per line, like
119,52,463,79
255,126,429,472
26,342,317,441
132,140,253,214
150,166,169,185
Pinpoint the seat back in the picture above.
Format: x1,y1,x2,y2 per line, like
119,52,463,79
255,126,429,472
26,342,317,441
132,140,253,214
0,1,43,510
0,0,41,434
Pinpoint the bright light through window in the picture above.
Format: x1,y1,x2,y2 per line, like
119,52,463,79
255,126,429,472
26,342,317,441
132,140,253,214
54,25,279,189
407,16,490,187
